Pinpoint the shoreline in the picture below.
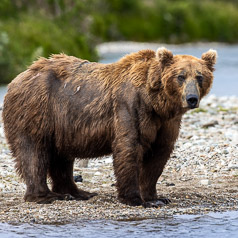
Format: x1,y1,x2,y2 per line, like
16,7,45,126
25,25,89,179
0,95,237,224
96,41,235,61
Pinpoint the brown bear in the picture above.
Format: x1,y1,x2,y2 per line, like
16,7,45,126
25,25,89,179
2,47,217,207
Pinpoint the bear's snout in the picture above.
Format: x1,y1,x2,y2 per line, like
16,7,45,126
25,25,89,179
186,94,199,109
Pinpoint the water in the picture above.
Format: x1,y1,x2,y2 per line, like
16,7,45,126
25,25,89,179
0,211,238,238
0,86,7,104
1,43,238,237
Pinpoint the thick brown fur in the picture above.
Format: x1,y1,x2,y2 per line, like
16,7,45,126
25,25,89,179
2,48,217,206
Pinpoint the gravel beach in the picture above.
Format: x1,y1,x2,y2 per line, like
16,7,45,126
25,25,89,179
0,95,237,224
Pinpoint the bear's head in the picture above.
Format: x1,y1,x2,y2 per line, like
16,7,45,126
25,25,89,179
149,47,217,111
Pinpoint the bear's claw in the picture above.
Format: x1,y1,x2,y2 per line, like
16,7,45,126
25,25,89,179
143,198,171,208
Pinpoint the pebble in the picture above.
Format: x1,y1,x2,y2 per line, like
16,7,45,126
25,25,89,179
73,175,83,183
166,95,238,179
200,179,211,185
228,164,238,170
202,120,219,128
94,172,102,176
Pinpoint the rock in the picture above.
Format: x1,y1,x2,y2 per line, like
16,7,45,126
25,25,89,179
202,120,218,128
78,160,89,168
73,175,83,182
183,142,193,149
228,163,238,170
166,182,175,187
0,127,4,138
223,149,229,155
200,179,211,185
225,131,238,144
95,171,102,176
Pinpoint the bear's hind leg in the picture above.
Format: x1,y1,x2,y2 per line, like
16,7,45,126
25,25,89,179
15,137,68,204
49,157,97,200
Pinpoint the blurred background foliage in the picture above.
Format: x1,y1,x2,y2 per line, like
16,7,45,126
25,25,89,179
1,0,238,83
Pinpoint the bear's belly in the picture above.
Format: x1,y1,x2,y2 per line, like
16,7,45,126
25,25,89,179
74,136,112,158
62,141,112,159
57,124,113,159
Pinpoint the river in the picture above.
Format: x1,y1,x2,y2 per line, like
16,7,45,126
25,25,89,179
0,42,238,237
0,211,238,238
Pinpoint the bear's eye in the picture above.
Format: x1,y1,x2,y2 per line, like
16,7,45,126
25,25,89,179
196,75,204,83
177,75,185,82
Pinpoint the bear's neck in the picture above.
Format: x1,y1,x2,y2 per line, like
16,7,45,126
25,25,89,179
149,89,187,120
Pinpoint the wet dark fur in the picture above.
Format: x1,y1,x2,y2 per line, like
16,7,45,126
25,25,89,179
2,48,216,206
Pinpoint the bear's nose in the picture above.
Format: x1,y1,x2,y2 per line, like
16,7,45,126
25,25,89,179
186,94,198,109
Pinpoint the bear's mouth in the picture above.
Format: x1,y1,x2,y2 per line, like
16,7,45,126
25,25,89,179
182,103,199,110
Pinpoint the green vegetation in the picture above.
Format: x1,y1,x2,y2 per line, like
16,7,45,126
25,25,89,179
1,0,238,83
190,108,208,114
117,0,238,43
217,106,238,112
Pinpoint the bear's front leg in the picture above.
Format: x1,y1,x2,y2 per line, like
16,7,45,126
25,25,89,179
112,105,144,206
113,149,143,206
113,146,143,206
139,147,171,208
139,119,181,208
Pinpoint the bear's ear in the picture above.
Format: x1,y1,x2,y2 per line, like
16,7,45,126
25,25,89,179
156,47,173,65
201,49,217,72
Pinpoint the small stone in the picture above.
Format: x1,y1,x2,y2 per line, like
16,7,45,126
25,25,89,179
223,149,229,154
202,120,218,128
200,179,211,185
95,171,102,176
166,182,175,187
73,175,83,182
183,142,193,148
228,164,238,170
